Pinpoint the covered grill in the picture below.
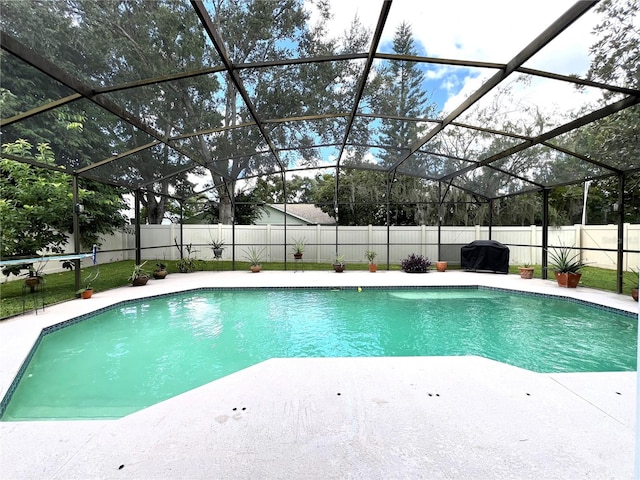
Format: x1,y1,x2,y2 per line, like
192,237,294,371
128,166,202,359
461,240,510,274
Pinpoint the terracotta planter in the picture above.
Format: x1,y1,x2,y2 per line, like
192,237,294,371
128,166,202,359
131,275,149,286
554,271,581,288
24,276,41,287
81,288,93,299
250,265,262,273
153,269,168,279
632,288,639,302
368,263,377,273
518,267,534,279
435,261,447,272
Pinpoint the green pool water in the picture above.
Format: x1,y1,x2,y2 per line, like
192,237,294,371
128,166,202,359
1,287,636,421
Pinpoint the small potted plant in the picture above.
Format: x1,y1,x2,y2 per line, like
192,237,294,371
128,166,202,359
210,238,225,259
401,253,432,273
365,250,377,272
332,254,346,273
153,262,168,279
23,263,45,287
518,262,534,279
548,244,586,288
244,247,265,273
128,261,149,286
21,259,48,292
292,237,306,259
76,267,100,299
175,238,199,273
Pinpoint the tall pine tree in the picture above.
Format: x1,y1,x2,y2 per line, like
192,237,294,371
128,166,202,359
378,22,437,225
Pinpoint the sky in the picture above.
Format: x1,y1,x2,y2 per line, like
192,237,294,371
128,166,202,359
316,0,604,118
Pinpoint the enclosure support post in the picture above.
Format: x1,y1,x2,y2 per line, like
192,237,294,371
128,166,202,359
616,174,625,294
488,199,493,240
542,189,550,280
386,173,394,270
437,182,442,261
134,190,141,265
334,166,340,258
178,201,184,259
282,172,288,270
72,175,81,292
231,190,236,270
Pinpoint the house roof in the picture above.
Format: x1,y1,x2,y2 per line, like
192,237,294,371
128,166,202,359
270,204,336,225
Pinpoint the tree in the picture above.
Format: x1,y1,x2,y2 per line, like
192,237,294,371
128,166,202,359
73,0,223,224
251,175,316,204
204,0,351,224
311,170,388,226
1,140,127,258
376,22,439,225
580,0,640,224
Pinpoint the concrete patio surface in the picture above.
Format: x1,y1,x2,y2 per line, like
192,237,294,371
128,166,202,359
0,270,638,479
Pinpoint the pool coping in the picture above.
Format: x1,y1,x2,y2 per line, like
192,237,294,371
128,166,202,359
0,270,638,479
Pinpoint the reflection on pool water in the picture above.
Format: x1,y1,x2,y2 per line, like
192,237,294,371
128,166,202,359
1,287,636,421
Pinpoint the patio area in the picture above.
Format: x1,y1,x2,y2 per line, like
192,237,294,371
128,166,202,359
0,270,637,479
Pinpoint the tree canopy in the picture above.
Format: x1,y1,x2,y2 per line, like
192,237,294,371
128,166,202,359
0,0,638,233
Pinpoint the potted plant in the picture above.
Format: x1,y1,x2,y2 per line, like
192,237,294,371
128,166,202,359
332,254,346,273
518,263,534,279
548,244,586,288
210,238,225,259
244,247,265,273
292,237,306,259
23,263,45,287
76,266,100,299
153,262,168,279
22,259,48,292
435,261,448,272
175,238,199,273
128,261,149,286
401,253,431,273
365,250,377,272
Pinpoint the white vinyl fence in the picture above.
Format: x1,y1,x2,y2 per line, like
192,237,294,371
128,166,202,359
20,223,639,277
105,223,638,270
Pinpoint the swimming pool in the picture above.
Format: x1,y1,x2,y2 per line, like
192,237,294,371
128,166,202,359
1,287,636,421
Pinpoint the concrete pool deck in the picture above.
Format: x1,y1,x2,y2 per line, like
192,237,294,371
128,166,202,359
0,270,638,479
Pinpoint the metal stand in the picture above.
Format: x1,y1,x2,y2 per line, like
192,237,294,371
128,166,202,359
22,280,45,315
294,256,304,272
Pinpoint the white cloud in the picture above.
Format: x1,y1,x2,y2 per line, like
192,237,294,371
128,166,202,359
320,0,588,62
317,0,602,119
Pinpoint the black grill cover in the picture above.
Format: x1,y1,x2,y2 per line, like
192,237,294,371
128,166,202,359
461,240,509,273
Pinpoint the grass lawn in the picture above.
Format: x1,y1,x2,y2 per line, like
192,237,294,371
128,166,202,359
1,261,636,320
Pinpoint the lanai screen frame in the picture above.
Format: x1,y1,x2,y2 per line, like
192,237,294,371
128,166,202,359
1,0,639,292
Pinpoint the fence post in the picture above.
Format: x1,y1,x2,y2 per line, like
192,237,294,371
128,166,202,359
530,225,537,265
624,223,630,270
574,224,583,263
266,224,272,261
169,224,176,260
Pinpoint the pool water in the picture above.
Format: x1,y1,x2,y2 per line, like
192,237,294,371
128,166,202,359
1,287,636,421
